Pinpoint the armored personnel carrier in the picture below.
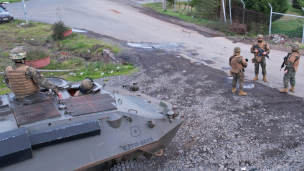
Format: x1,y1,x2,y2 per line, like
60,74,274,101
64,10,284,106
0,77,183,171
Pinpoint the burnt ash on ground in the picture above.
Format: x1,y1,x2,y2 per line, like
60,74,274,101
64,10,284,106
83,29,304,170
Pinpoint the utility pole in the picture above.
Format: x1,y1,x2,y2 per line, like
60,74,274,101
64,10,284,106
162,0,167,11
22,0,28,24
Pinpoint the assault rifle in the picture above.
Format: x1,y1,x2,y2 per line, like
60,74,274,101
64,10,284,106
281,53,291,71
253,44,270,60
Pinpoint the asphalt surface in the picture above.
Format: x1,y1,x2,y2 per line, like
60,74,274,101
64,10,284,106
3,0,304,170
6,0,304,98
87,31,304,170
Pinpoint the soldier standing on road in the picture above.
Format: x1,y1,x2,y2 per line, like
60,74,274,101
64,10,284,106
229,47,248,96
3,47,63,100
74,77,94,97
280,44,300,93
250,35,270,82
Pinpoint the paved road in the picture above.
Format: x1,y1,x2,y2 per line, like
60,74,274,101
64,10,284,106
6,0,304,98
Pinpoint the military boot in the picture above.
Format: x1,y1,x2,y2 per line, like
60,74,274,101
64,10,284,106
239,90,247,96
253,75,258,81
290,86,295,93
232,88,236,93
280,88,288,93
263,75,268,82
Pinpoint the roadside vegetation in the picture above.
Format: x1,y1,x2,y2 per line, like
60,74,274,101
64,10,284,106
0,20,135,95
144,1,304,48
0,0,22,3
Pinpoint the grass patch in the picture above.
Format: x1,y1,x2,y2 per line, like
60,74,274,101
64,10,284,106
143,3,229,33
0,0,22,3
271,6,304,38
0,20,132,95
60,33,120,54
0,81,10,95
41,59,137,82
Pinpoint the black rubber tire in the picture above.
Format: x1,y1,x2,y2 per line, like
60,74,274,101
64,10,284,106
109,160,153,171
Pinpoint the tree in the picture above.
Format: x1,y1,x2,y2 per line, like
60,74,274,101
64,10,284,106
293,0,304,9
243,0,289,15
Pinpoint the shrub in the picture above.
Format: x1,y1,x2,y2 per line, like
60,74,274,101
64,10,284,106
26,46,50,61
195,0,221,20
293,0,304,9
50,21,70,41
243,0,289,15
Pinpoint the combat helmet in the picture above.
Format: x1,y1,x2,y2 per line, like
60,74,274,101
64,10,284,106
291,44,299,52
79,77,94,94
257,35,263,39
10,47,26,60
234,47,241,53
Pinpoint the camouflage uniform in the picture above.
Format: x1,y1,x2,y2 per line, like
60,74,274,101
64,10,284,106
229,47,248,96
74,78,94,97
280,45,300,93
250,35,270,81
3,47,59,100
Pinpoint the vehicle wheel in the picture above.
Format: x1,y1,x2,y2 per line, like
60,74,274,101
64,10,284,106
109,160,153,171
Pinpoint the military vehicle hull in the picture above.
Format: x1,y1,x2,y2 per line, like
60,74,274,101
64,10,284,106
0,78,183,171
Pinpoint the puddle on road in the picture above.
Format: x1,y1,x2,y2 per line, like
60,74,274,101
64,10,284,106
222,67,231,70
127,43,153,49
243,84,255,89
194,62,202,65
127,42,182,50
73,28,87,33
200,59,214,64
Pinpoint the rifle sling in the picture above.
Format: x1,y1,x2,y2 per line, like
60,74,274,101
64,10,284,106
229,55,237,63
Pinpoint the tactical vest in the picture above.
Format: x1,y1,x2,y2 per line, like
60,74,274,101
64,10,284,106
288,52,300,71
5,65,40,96
253,41,268,63
230,54,244,74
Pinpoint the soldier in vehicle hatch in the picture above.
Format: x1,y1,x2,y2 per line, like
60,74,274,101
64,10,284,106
229,47,248,96
250,34,270,82
280,44,301,93
74,77,94,97
3,47,63,100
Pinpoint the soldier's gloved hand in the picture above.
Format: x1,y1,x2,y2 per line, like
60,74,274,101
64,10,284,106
245,59,248,62
285,70,288,74
57,92,63,100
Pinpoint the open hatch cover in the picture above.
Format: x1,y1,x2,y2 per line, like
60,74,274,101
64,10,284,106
14,100,61,125
64,94,117,116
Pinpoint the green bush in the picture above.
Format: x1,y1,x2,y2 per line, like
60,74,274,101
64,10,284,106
293,0,304,9
195,0,221,20
244,0,289,15
50,21,70,41
26,46,50,61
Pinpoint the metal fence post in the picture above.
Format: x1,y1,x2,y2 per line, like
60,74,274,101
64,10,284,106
229,0,232,23
268,3,273,35
302,7,304,44
240,0,245,24
222,0,226,23
22,0,28,24
187,0,189,14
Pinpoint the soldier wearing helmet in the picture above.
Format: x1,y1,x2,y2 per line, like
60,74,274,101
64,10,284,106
74,77,94,97
229,47,248,96
280,44,301,93
250,34,270,82
3,47,63,100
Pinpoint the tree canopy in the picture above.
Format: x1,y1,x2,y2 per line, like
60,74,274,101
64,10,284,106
243,0,289,15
